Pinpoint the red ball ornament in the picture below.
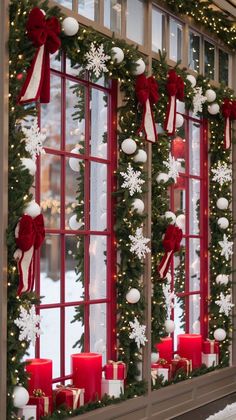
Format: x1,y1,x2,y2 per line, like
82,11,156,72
17,73,23,80
172,136,185,159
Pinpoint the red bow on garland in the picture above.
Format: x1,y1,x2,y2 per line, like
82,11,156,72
221,99,236,149
135,74,159,143
158,224,183,279
14,214,45,295
18,7,61,104
164,70,185,136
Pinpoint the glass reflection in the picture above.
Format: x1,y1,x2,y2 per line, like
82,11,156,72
90,89,108,159
56,0,72,9
40,235,60,304
65,235,84,302
104,0,122,33
169,18,182,62
40,153,61,229
41,74,61,149
90,163,107,231
189,238,200,291
189,179,200,235
89,303,107,364
189,121,200,176
204,41,215,79
40,308,61,378
189,31,200,72
89,236,107,299
219,50,229,85
126,0,144,45
66,81,85,152
78,0,99,20
152,7,164,53
66,157,84,230
189,294,200,334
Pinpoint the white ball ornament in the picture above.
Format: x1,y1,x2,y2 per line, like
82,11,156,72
217,217,229,230
165,319,175,334
214,328,226,342
69,214,83,230
176,214,185,230
111,47,124,64
216,197,229,210
69,148,80,172
13,385,29,408
165,211,176,224
186,74,196,88
216,274,229,285
133,149,147,163
132,58,146,76
62,17,79,36
205,89,216,103
175,113,184,129
156,173,169,183
24,200,41,218
21,158,37,176
126,288,141,304
151,352,159,364
131,198,145,214
208,103,220,115
121,138,137,155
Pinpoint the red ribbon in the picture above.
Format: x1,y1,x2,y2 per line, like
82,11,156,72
164,70,185,136
221,99,236,149
135,74,159,143
15,214,45,295
158,224,183,279
18,7,61,104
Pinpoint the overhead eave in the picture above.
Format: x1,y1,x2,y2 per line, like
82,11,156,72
213,0,236,18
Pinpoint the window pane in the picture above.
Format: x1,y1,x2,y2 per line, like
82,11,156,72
66,81,85,152
189,238,200,292
126,0,144,45
104,0,122,33
66,57,85,79
172,135,186,174
204,41,215,79
189,121,200,176
65,235,84,302
40,234,61,304
66,157,84,230
89,236,107,299
89,303,107,364
189,179,200,235
56,0,72,9
169,18,182,62
90,89,108,159
152,7,164,53
41,75,61,149
173,298,185,351
189,294,200,334
173,179,186,215
40,308,61,378
90,162,107,231
219,50,229,85
65,306,84,375
40,154,61,229
51,51,61,72
189,31,200,72
78,0,99,20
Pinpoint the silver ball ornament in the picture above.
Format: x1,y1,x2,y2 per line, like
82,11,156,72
62,17,79,36
165,211,176,224
121,138,137,155
214,328,226,342
132,58,145,76
205,89,216,103
175,113,184,128
21,158,37,176
156,173,169,183
131,198,145,214
216,274,229,285
24,200,41,218
216,197,229,210
133,149,147,163
217,217,229,230
208,103,220,115
165,319,175,333
13,386,29,408
126,288,141,304
186,74,196,88
111,47,124,64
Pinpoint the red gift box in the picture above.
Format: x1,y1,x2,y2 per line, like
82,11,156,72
171,356,192,377
202,339,219,355
28,389,52,420
104,361,126,380
151,359,172,380
55,385,84,410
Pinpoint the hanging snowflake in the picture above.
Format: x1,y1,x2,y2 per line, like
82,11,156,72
215,292,234,316
162,283,176,318
14,305,43,346
120,163,145,196
163,154,180,183
129,227,151,260
219,234,233,261
129,317,147,349
212,161,232,186
85,42,110,78
21,118,46,161
192,87,207,117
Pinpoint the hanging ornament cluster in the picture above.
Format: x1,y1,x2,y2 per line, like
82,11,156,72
164,70,184,136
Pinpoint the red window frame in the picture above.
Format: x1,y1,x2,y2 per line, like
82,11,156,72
34,53,117,384
170,113,208,340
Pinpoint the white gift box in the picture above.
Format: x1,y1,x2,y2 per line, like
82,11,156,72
101,378,124,398
18,405,37,420
157,368,169,382
202,352,219,368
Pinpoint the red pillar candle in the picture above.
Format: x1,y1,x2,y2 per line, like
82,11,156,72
26,358,52,397
155,337,173,362
177,334,202,369
71,353,102,403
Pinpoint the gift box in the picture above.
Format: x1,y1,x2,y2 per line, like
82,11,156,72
171,356,192,377
101,378,124,398
202,352,219,368
202,339,219,355
28,389,52,420
151,359,172,381
18,405,37,420
55,385,84,410
104,361,126,380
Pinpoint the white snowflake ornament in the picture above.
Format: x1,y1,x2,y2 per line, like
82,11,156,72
129,227,151,260
129,317,147,349
120,163,145,196
212,162,232,186
14,305,42,346
21,118,46,161
192,87,207,117
219,234,233,261
85,42,110,78
162,283,176,318
163,154,180,183
215,292,234,316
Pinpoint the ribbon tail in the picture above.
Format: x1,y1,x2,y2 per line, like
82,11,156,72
143,99,157,143
18,45,45,104
158,251,174,279
17,246,34,295
224,117,231,149
165,95,176,135
40,48,50,103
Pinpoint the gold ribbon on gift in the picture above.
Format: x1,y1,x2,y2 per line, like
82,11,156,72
107,360,127,379
207,339,215,354
32,389,49,415
56,385,84,409
33,389,45,397
151,368,158,385
173,355,192,375
158,358,168,365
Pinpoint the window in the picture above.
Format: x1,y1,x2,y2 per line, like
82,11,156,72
104,0,122,33
152,6,165,53
78,0,99,20
189,31,200,72
169,18,183,62
204,40,215,79
126,0,145,45
56,0,72,9
219,49,229,85
29,54,117,384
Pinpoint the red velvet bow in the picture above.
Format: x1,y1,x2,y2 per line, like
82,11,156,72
164,70,185,136
158,224,183,279
16,214,45,252
221,99,236,149
18,8,61,104
135,74,159,143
